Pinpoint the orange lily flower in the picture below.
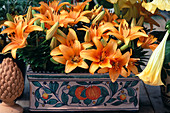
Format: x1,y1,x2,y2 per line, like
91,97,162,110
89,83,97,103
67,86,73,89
71,0,92,11
32,1,70,14
51,28,93,56
98,49,131,82
33,1,71,28
0,15,42,35
101,8,121,27
64,10,91,26
109,19,148,45
80,38,117,74
137,34,158,51
34,7,70,28
51,40,88,73
0,15,43,59
1,21,27,58
127,58,140,75
79,22,116,43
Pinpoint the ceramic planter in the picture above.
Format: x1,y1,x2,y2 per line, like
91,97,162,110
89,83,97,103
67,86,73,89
27,71,140,112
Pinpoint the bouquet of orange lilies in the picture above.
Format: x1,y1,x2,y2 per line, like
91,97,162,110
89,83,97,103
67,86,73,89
0,0,169,86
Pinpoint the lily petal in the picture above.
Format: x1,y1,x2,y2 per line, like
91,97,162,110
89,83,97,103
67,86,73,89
11,48,17,59
80,49,100,62
4,21,16,28
0,28,15,34
89,62,100,74
109,68,120,82
73,40,81,56
50,47,62,56
78,59,89,69
59,44,74,60
103,39,117,57
81,42,93,49
65,60,77,73
98,67,109,73
100,58,112,68
121,67,129,78
2,42,18,53
92,37,103,51
67,28,78,46
118,52,130,67
76,16,90,23
128,64,139,74
25,25,43,33
129,32,148,40
55,34,67,45
52,56,66,64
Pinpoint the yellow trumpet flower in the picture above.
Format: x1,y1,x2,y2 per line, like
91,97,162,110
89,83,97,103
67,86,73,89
142,0,170,14
136,31,169,86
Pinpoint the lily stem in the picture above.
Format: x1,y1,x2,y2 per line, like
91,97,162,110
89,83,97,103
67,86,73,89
120,42,131,51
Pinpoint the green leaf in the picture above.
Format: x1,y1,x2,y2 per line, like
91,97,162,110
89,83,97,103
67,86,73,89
99,86,109,97
80,89,87,98
134,96,138,107
76,81,89,85
129,96,135,103
111,101,123,106
92,81,103,84
61,81,69,87
123,99,127,103
84,99,92,106
130,80,139,87
32,81,42,87
124,81,132,88
106,98,116,103
35,89,41,100
43,87,52,94
68,85,79,97
61,92,69,105
54,103,63,107
126,87,135,96
95,97,105,105
47,99,58,105
71,97,80,104
109,81,118,96
49,81,59,93
50,58,59,64
35,100,39,108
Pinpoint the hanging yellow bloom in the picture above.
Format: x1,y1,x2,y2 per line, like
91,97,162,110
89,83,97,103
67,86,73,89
142,0,170,14
136,31,169,86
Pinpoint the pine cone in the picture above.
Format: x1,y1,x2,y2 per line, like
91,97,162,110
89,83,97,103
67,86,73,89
0,58,24,102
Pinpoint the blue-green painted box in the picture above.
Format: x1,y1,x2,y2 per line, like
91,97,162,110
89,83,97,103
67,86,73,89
27,71,140,111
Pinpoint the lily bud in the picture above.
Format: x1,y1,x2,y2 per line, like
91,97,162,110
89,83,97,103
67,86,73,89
46,22,59,40
26,6,32,21
41,22,45,30
92,11,105,25
50,37,59,50
6,13,14,22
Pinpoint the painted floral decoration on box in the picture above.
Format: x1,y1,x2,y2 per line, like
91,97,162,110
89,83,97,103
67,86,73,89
28,74,140,111
0,0,169,111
